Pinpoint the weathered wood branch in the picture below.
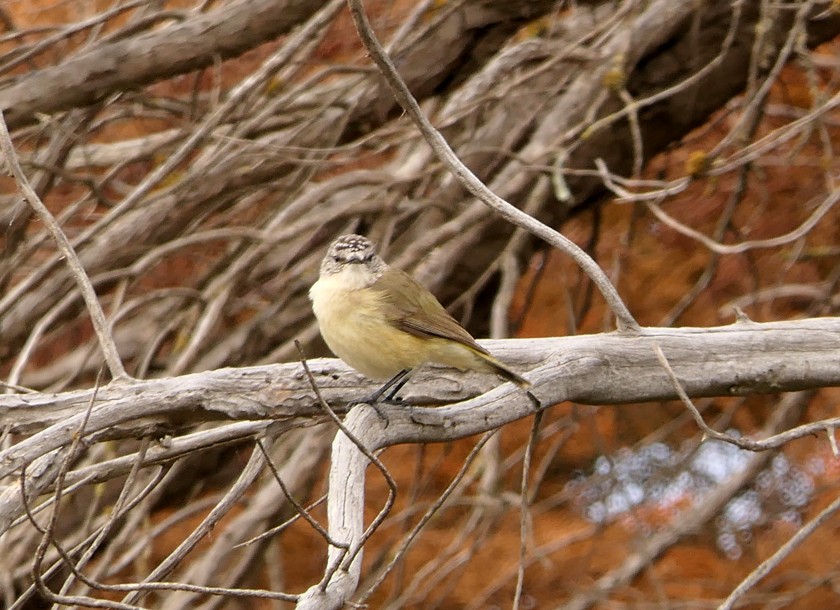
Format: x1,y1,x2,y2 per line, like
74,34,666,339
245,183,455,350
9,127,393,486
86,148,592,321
1,317,838,478
0,0,324,128
428,0,840,307
0,0,556,130
295,316,840,609
3,2,839,367
0,0,557,356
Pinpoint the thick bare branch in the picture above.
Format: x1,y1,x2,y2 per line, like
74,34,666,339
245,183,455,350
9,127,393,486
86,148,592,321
2,3,839,604
295,312,840,607
1,316,838,482
0,0,323,128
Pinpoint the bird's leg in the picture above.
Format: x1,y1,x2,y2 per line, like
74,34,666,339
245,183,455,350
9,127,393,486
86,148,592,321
362,369,411,404
383,368,417,403
349,369,411,426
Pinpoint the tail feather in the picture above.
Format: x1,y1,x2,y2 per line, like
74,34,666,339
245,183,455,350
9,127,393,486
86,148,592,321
478,352,531,389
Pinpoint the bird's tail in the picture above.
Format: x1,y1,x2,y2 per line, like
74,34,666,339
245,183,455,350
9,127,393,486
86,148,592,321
477,352,531,389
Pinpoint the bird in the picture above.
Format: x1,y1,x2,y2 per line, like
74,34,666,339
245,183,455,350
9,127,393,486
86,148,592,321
309,233,529,403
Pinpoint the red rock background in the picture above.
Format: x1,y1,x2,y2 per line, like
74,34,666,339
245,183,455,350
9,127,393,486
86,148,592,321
3,2,840,608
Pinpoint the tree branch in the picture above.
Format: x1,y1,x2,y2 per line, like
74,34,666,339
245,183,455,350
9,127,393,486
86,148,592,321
0,111,128,381
0,0,323,129
347,0,640,332
290,315,840,607
3,318,838,556
1,315,837,438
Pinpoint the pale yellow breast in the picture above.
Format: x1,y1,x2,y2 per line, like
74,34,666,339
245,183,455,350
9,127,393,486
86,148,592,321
309,268,490,380
310,272,427,379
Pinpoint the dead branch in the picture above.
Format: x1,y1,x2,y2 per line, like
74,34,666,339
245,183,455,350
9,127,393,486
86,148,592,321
0,0,323,128
2,1,840,607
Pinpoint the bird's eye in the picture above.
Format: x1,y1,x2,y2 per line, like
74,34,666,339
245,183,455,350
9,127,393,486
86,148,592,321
331,255,342,262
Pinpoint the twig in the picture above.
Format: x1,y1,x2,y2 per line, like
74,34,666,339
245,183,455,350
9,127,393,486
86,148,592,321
234,493,328,549
255,439,341,549
357,431,498,605
119,444,272,605
561,391,809,610
345,0,639,334
26,372,143,609
651,343,837,453
652,344,728,442
578,0,743,144
294,341,397,591
514,410,543,610
153,428,328,610
55,436,153,598
0,110,128,381
717,491,840,610
644,189,840,255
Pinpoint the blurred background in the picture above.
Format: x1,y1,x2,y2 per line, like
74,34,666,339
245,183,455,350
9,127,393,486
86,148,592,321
1,1,840,608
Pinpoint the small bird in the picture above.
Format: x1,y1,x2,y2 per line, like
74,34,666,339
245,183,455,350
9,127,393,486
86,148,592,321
309,234,529,402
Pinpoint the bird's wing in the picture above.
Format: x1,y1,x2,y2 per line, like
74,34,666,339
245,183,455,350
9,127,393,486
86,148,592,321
372,268,490,355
